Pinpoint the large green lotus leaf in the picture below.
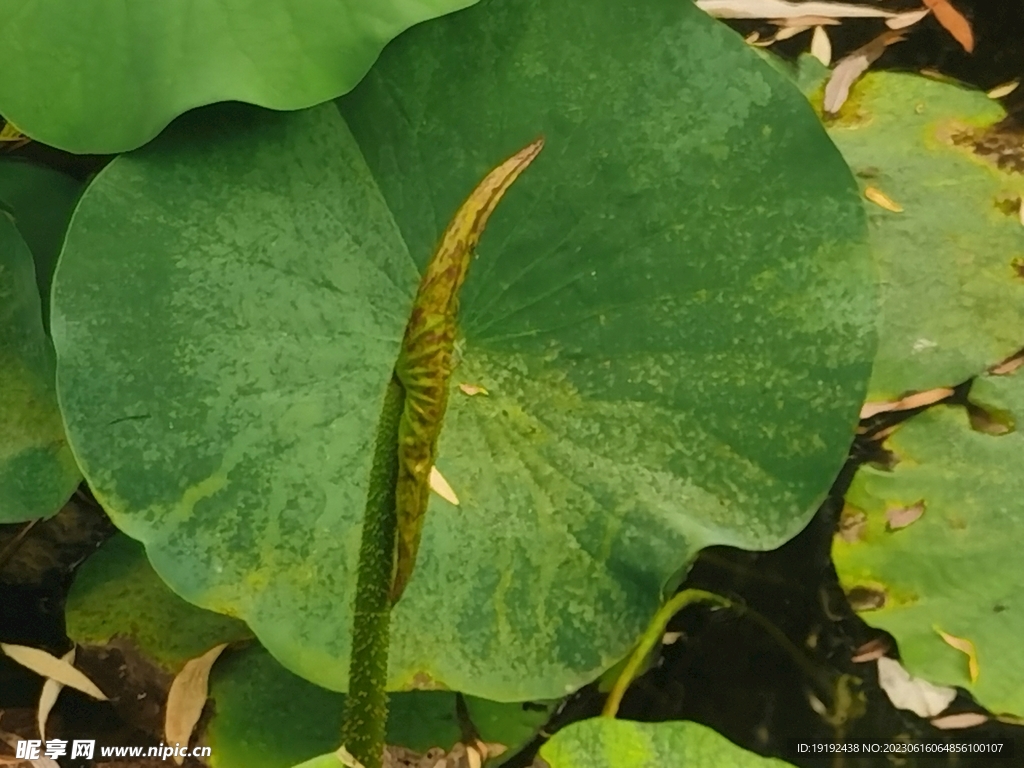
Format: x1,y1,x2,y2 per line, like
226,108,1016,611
0,213,79,522
0,0,477,154
52,0,875,700
206,645,551,767
834,370,1024,715
799,58,1024,401
66,533,252,672
0,159,83,325
540,718,790,768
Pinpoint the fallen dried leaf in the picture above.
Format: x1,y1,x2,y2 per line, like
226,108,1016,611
864,186,904,212
429,466,460,506
935,628,979,683
991,352,1024,375
811,26,832,66
987,81,1020,99
0,644,107,700
886,500,925,530
744,30,761,44
860,387,954,419
458,383,488,396
0,731,60,768
771,15,841,27
851,636,890,663
877,656,956,717
480,743,507,760
824,31,906,114
871,423,901,441
37,647,75,742
886,8,931,30
466,745,481,768
774,24,811,41
931,711,989,729
697,0,896,20
923,0,974,53
165,643,227,765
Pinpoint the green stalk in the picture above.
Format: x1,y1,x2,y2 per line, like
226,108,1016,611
341,375,405,768
602,589,733,717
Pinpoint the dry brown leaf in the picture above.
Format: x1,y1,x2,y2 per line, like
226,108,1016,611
886,8,931,30
987,81,1020,99
466,745,481,768
824,31,906,114
860,387,954,419
771,15,840,27
429,466,460,506
931,711,989,729
864,186,904,212
872,423,901,441
923,0,974,53
0,731,60,768
165,643,227,765
811,26,832,66
774,24,811,41
851,636,891,663
935,628,979,683
990,351,1024,375
1,644,107,701
744,31,761,44
696,0,896,20
877,656,956,717
458,383,488,396
479,743,507,760
37,647,75,742
886,500,925,530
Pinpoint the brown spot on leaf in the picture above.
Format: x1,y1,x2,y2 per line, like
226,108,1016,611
945,121,1024,174
847,585,887,611
886,500,925,530
409,671,445,690
838,505,868,543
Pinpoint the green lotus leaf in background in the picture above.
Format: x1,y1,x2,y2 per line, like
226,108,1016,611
52,0,875,701
799,57,1024,402
834,369,1024,715
0,0,478,154
0,159,83,325
207,645,553,768
0,207,79,522
539,718,791,768
66,533,252,672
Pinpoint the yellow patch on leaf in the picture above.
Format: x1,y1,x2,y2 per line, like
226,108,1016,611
864,186,903,212
935,628,979,683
